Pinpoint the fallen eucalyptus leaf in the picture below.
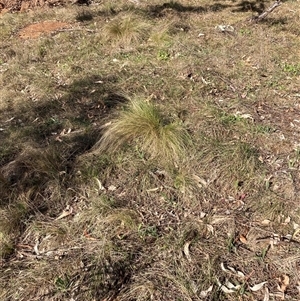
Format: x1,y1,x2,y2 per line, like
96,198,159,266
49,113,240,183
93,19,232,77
219,284,236,294
239,235,248,244
215,24,234,32
94,178,105,192
199,285,213,298
249,281,267,291
221,262,229,272
225,280,240,290
234,111,253,120
34,240,40,255
220,262,245,278
261,219,271,226
183,241,192,262
55,205,74,220
227,266,237,273
216,278,240,294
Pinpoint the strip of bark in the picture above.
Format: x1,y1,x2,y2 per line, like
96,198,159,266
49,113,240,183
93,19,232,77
251,0,282,22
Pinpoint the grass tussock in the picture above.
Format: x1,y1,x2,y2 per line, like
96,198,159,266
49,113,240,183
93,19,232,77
96,99,191,163
102,14,150,48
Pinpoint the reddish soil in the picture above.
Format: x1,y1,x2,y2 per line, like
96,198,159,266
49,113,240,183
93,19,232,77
18,21,71,38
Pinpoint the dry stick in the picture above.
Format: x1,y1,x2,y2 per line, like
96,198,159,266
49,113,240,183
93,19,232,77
251,0,282,22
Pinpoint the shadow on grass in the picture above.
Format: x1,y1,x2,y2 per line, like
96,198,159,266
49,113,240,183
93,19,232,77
232,0,266,13
260,16,288,26
0,72,130,261
148,1,233,17
94,0,276,19
0,74,128,214
2,74,127,149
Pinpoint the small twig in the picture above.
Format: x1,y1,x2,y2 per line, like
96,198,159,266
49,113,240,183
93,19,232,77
251,0,282,22
56,28,95,33
209,70,238,93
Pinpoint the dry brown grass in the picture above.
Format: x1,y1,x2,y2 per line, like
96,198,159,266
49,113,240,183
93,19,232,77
1,0,300,300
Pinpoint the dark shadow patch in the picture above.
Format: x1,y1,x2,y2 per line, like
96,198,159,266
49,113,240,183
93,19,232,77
0,73,129,206
232,0,266,13
72,0,91,6
81,258,132,300
96,6,118,17
209,2,230,12
7,74,127,144
76,9,94,22
147,2,206,17
260,16,288,26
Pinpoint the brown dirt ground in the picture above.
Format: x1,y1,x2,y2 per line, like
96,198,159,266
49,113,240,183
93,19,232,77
18,21,71,38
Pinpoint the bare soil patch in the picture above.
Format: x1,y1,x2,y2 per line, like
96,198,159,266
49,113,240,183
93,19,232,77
18,21,71,38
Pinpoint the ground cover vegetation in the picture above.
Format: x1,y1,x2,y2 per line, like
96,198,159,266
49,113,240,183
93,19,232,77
1,0,300,300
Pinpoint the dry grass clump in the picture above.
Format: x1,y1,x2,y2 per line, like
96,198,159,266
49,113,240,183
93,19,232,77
148,19,175,47
95,99,191,163
102,13,150,48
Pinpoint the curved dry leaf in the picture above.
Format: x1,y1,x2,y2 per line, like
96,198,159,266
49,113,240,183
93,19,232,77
225,280,240,290
183,241,192,262
199,285,213,298
228,266,237,273
216,278,240,294
220,262,245,278
219,284,236,294
261,219,271,226
249,281,267,291
55,205,74,220
221,262,229,272
239,235,248,244
94,177,105,192
34,240,40,255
